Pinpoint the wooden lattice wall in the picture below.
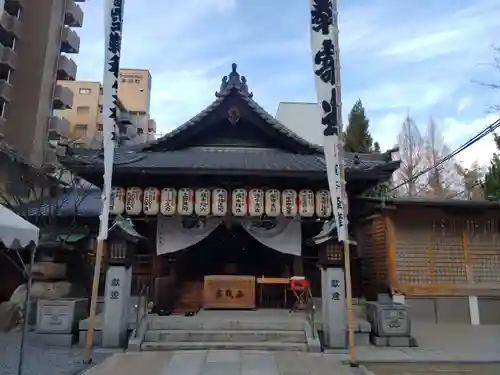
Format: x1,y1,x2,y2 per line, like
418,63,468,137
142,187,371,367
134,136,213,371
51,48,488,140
361,206,500,297
357,216,389,295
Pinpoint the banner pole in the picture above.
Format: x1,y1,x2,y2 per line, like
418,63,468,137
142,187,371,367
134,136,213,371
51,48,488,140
83,0,125,363
332,0,357,365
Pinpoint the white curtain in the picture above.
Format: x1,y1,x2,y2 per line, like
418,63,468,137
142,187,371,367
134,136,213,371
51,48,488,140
241,219,302,256
156,216,221,255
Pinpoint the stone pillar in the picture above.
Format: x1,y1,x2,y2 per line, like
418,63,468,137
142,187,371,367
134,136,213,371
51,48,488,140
321,267,347,348
102,266,132,347
468,296,480,325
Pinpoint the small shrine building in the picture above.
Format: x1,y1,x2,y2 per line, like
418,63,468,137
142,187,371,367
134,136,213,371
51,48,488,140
60,64,400,312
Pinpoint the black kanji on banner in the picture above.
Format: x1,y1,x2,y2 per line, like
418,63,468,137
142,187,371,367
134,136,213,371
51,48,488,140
320,88,339,136
106,1,123,126
314,39,335,84
311,0,333,35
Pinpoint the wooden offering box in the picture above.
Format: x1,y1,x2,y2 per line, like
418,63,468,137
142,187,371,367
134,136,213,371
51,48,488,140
203,275,256,309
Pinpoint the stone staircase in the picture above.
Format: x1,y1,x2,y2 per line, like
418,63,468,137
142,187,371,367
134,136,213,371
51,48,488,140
138,310,317,352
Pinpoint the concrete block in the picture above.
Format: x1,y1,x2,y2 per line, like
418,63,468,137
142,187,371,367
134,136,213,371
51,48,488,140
436,297,469,324
355,332,370,346
369,335,388,347
357,320,371,333
78,330,102,346
388,336,411,347
28,332,76,347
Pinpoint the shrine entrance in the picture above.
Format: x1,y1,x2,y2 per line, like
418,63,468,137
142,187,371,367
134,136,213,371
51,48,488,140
180,224,291,279
158,220,303,313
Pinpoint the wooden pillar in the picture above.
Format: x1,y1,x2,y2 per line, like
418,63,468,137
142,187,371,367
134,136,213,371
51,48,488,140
384,215,398,289
293,255,304,276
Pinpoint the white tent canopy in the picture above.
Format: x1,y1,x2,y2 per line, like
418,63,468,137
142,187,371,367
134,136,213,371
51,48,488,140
0,203,39,249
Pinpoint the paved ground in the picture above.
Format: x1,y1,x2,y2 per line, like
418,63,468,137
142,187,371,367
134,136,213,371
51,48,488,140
80,351,363,375
364,363,500,375
0,331,111,375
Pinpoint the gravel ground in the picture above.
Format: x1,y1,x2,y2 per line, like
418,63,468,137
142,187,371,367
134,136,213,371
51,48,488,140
0,331,111,375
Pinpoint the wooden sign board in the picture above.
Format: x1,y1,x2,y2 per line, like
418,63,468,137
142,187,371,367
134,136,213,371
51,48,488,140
203,275,256,309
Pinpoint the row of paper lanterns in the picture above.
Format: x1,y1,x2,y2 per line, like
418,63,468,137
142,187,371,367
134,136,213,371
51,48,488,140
110,187,333,218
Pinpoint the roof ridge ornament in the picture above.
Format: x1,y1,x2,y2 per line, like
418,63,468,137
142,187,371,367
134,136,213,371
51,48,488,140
215,63,253,98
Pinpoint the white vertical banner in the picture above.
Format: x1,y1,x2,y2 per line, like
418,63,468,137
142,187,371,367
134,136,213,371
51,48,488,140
99,0,125,240
309,0,348,242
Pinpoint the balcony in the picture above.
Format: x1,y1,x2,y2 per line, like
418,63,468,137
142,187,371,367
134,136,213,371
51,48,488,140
0,79,13,102
61,27,80,54
57,55,77,80
0,116,6,139
48,116,71,139
44,147,59,168
53,85,73,109
64,0,84,28
0,12,22,40
0,44,17,70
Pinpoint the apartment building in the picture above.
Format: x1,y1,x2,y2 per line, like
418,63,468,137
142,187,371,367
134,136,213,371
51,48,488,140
118,68,152,138
57,68,155,147
0,0,84,168
56,79,144,148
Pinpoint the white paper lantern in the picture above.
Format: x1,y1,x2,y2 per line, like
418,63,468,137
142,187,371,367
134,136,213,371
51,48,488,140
315,190,332,218
265,189,281,217
212,188,228,216
282,189,298,217
160,188,177,216
143,187,160,215
299,189,315,217
125,187,143,215
177,188,194,215
232,188,247,216
110,187,125,215
195,188,211,216
248,188,264,217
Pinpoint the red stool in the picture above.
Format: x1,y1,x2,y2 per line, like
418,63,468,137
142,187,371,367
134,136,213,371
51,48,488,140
290,278,311,312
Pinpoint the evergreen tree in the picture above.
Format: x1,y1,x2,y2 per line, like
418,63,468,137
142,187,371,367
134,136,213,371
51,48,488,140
344,99,373,153
373,141,381,152
483,134,500,200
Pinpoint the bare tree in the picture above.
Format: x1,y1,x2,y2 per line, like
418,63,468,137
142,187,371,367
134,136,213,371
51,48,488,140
455,161,485,200
393,115,426,197
422,118,461,198
474,45,500,112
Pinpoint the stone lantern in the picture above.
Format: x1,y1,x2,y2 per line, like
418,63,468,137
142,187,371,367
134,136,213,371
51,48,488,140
106,215,144,267
102,215,144,348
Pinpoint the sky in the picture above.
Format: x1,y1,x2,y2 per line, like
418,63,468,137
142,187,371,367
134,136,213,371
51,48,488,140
74,0,500,168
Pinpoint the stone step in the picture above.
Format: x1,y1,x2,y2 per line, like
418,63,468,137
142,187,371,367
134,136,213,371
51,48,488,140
144,329,306,343
148,319,305,331
141,341,307,351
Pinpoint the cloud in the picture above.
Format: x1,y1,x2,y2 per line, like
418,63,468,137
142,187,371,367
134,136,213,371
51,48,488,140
442,114,500,168
73,0,500,153
457,97,472,113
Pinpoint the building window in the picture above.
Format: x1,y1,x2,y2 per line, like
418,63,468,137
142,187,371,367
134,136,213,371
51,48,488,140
99,87,103,95
99,105,103,113
73,124,88,139
79,88,91,95
76,106,90,114
97,123,103,131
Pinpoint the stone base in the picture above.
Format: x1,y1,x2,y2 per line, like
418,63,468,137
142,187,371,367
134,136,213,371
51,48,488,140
78,329,133,347
355,332,370,346
28,332,77,347
78,330,103,347
369,334,418,347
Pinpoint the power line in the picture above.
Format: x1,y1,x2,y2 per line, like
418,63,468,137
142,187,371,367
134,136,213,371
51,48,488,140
389,118,500,193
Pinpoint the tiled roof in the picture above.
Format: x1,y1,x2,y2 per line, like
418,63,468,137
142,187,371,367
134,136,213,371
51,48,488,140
62,147,399,175
140,64,322,153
